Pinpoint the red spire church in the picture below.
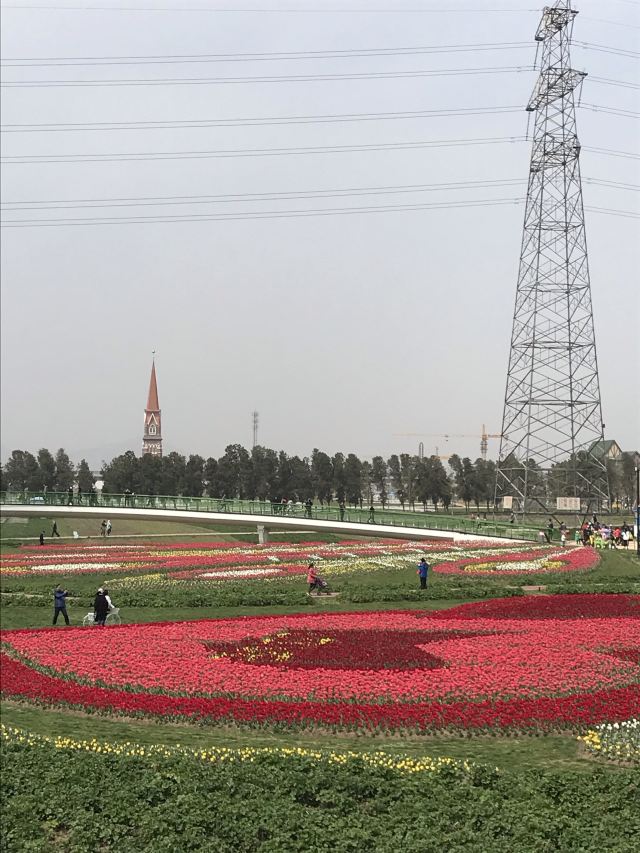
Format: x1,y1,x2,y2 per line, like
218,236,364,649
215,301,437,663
142,358,162,457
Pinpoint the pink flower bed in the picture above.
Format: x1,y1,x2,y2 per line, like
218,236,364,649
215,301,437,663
433,547,599,575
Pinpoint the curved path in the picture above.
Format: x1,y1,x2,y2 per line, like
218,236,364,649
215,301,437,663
0,504,516,544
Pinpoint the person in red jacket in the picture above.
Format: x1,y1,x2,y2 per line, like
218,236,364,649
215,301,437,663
307,563,320,593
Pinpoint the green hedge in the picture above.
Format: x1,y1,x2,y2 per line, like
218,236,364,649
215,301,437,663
2,735,638,853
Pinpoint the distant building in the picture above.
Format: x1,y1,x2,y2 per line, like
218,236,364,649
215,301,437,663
589,439,623,461
142,359,162,457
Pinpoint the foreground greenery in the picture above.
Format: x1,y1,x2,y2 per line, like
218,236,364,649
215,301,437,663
2,728,638,853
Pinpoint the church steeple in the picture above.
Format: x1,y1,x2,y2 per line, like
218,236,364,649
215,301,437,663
143,357,162,457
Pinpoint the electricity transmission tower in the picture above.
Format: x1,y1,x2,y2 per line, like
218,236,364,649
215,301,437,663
496,0,609,515
252,410,259,449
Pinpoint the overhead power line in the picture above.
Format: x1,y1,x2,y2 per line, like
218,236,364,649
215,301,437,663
582,145,640,160
575,40,640,59
0,41,533,66
582,178,640,192
3,39,637,66
588,75,640,90
0,197,528,227
1,65,533,87
4,138,638,166
581,16,640,30
0,6,542,14
0,177,526,210
0,178,640,212
3,177,636,213
581,103,640,119
2,199,637,229
5,68,635,90
2,102,631,133
0,135,528,164
0,105,524,133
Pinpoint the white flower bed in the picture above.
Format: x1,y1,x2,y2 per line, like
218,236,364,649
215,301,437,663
30,562,123,573
579,720,639,764
200,568,282,579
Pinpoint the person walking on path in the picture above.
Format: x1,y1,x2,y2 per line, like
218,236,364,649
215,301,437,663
67,486,73,506
51,520,60,537
339,499,346,522
307,562,320,594
53,585,70,625
106,520,112,537
417,557,430,590
546,518,554,543
304,498,313,519
368,505,375,523
93,588,110,626
39,531,45,546
100,520,107,537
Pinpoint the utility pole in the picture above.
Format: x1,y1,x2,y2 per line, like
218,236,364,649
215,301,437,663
636,465,640,559
496,0,609,515
252,411,259,449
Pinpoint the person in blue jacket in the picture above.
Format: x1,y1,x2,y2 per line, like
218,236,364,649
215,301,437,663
417,557,430,590
53,585,70,625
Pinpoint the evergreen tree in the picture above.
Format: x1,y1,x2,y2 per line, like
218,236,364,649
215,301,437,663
183,455,205,497
331,453,346,504
37,448,57,491
473,458,497,512
203,457,219,497
140,453,163,496
311,449,333,505
449,455,475,509
76,459,95,492
344,453,363,506
277,451,295,499
160,452,186,495
250,446,278,500
371,456,388,507
360,460,373,505
5,450,38,491
290,456,313,501
101,451,140,493
54,449,75,491
388,455,406,508
216,445,250,498
399,453,420,510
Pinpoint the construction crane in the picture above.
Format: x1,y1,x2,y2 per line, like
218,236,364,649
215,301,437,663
393,425,505,461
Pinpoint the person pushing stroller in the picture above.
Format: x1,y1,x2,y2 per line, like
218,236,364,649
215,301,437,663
307,562,329,595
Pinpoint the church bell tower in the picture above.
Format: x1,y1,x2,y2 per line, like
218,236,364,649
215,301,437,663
142,358,162,457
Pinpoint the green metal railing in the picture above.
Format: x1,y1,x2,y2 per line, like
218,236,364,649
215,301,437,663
0,490,543,541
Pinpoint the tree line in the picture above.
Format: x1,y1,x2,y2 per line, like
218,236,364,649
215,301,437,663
97,446,459,510
2,445,637,511
2,449,95,493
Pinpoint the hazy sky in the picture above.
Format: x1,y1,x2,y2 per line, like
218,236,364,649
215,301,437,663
1,0,638,469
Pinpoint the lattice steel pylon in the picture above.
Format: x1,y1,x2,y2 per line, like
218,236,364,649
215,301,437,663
495,0,609,515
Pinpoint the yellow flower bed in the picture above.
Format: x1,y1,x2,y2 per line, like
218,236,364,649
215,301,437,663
1,724,478,775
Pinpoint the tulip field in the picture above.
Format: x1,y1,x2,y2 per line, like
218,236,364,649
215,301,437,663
1,533,639,851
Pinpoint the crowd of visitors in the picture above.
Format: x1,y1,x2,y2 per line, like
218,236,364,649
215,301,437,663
578,518,634,549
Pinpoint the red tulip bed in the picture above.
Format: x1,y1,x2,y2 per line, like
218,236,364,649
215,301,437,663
2,594,638,733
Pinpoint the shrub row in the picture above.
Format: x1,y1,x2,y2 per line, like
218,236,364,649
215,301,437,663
2,734,638,853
